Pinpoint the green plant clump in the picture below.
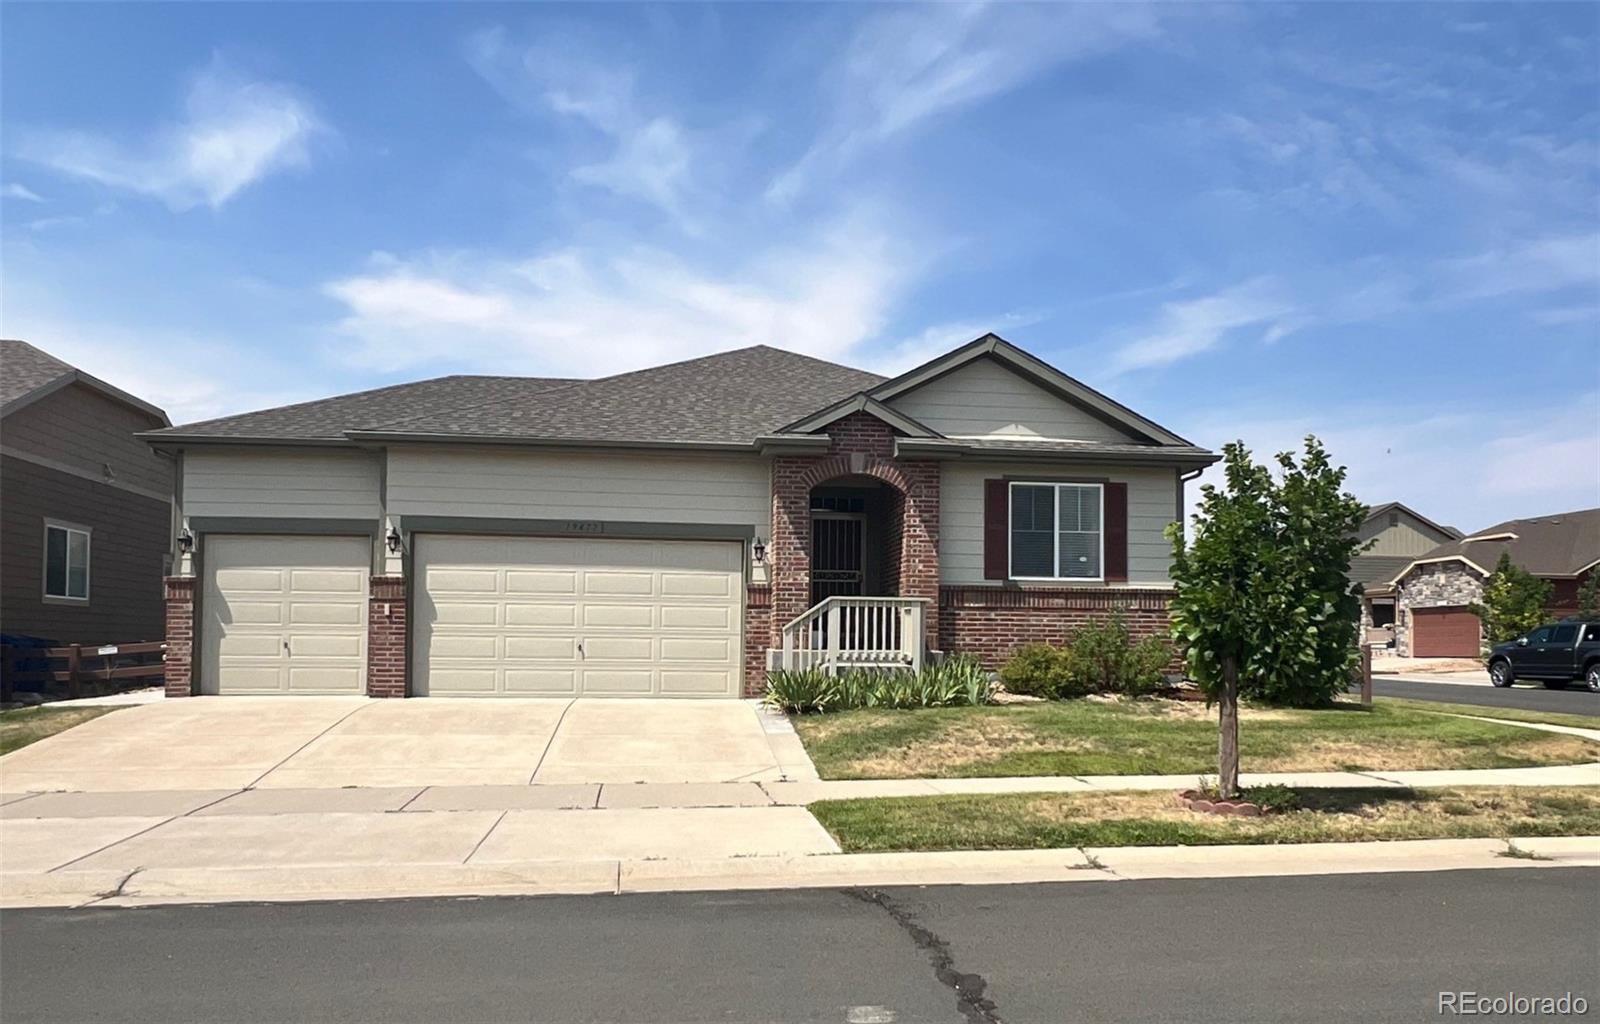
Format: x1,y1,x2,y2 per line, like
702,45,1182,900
764,655,992,714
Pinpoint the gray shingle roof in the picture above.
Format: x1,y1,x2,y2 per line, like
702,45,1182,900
1403,508,1600,578
157,375,580,441
1349,554,1415,588
1,339,73,407
150,345,887,446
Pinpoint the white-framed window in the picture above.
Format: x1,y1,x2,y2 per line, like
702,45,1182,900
43,521,91,602
1008,482,1103,581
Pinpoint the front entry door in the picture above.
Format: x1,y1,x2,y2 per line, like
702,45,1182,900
811,515,864,604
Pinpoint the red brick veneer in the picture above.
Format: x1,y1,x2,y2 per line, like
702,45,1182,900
743,585,772,697
938,585,1175,670
768,412,941,651
367,576,408,698
163,576,196,698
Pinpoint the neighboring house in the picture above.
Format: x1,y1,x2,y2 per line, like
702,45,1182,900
1352,501,1461,647
139,334,1217,699
0,340,173,645
1387,508,1600,658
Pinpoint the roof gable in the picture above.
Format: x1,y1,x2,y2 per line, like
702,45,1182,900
867,334,1193,447
1390,507,1600,583
1,339,169,425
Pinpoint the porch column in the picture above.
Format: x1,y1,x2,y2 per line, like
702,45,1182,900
768,457,814,648
896,460,942,651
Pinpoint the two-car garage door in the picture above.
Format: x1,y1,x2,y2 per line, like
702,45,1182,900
414,535,743,697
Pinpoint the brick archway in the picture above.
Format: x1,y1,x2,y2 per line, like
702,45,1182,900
767,412,940,650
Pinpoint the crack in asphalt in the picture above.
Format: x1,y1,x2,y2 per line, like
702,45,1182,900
845,887,1002,1024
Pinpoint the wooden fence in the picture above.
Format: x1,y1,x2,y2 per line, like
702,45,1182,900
0,641,166,703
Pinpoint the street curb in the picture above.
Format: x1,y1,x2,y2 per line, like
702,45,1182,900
4,835,1596,909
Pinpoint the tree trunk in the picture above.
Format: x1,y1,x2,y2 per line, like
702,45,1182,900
1218,652,1241,798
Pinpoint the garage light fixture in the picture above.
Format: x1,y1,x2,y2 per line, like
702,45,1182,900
386,526,402,554
752,538,767,564
177,528,194,555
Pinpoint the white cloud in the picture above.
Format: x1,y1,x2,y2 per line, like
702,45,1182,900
874,311,1048,375
17,59,324,211
1435,232,1600,303
322,212,916,378
2,183,45,202
1106,278,1295,374
1176,397,1600,535
466,28,698,228
769,3,1165,202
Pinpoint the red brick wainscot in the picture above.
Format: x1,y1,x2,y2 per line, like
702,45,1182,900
163,575,196,698
367,576,408,698
743,585,772,698
937,585,1175,671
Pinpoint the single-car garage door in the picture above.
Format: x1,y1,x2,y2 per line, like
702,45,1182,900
415,535,743,698
1411,607,1481,658
202,535,370,694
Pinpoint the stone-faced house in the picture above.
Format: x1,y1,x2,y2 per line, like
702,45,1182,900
1352,501,1460,646
138,334,1219,699
1387,507,1600,657
1,340,173,645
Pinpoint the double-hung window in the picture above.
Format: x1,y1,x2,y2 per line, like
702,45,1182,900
1009,482,1103,581
44,522,91,601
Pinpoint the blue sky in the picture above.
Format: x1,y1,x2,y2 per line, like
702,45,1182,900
3,2,1597,530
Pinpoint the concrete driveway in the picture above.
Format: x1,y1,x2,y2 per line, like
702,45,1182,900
0,697,802,793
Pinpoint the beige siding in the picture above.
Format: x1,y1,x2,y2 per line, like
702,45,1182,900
940,461,1179,585
1361,514,1452,556
386,447,769,530
887,357,1139,442
2,383,170,496
183,449,381,520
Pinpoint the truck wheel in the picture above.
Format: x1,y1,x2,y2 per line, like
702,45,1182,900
1586,664,1600,694
1543,680,1568,690
1489,660,1514,688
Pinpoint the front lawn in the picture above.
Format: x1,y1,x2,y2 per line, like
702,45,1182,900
791,699,1600,779
0,706,121,756
811,786,1600,853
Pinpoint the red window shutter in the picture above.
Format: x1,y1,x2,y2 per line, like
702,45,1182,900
983,479,1008,580
1104,482,1128,582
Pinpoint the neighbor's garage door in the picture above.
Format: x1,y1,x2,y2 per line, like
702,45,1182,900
1411,607,1481,658
202,535,369,694
414,535,742,698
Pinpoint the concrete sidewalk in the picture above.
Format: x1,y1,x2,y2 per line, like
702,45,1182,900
4,833,1596,909
3,760,1597,820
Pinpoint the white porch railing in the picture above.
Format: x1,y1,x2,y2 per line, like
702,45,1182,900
773,596,928,675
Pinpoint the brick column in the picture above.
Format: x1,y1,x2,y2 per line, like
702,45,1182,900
769,457,815,646
743,585,772,697
367,576,408,698
896,460,941,650
163,576,196,697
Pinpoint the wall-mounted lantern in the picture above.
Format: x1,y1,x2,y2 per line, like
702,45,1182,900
177,528,195,555
385,526,403,555
752,538,767,565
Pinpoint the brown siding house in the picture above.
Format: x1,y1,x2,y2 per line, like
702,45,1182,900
1,340,173,644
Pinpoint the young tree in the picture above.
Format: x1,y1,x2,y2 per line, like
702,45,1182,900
1166,437,1368,797
1577,571,1600,620
1470,553,1554,644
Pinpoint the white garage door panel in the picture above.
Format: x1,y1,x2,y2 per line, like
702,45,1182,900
415,535,743,698
203,535,369,695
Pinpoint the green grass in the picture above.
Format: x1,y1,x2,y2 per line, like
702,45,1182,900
791,698,1600,780
1375,696,1600,731
0,706,121,756
811,786,1600,853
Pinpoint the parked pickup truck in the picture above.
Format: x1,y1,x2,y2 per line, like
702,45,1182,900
1487,619,1600,692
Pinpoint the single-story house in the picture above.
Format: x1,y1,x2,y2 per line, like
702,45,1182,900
1352,501,1460,646
1,339,173,646
139,334,1218,699
1387,507,1600,657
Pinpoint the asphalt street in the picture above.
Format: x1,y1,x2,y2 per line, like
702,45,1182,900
1371,676,1600,716
2,868,1596,1023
